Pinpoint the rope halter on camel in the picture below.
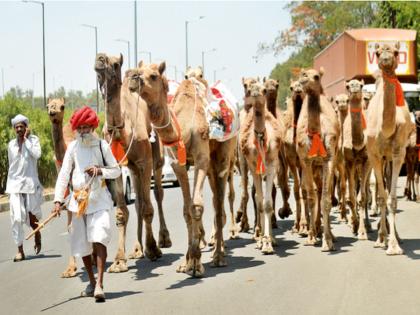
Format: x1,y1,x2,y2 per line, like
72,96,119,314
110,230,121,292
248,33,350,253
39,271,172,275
307,129,327,158
253,130,267,175
350,107,367,129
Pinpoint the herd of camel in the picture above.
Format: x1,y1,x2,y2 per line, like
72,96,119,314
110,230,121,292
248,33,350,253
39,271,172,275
45,42,420,278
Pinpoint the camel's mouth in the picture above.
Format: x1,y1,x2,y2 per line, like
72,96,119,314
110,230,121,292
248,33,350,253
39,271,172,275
94,63,106,72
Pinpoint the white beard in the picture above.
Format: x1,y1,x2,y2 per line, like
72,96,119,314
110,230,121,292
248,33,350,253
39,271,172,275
76,132,98,147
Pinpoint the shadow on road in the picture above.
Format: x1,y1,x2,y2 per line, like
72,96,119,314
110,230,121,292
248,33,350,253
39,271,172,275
401,239,420,260
131,253,183,281
166,254,265,290
40,290,142,312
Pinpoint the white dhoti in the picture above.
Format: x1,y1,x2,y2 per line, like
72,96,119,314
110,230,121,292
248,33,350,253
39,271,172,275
69,209,111,257
9,186,43,246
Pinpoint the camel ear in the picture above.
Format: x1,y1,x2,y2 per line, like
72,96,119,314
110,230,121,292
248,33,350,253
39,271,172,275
375,43,380,50
319,67,324,77
119,53,124,67
47,98,51,106
61,97,65,104
242,77,245,84
328,96,334,103
125,69,132,78
158,61,166,75
395,42,400,51
263,77,266,83
138,60,143,68
360,79,364,87
256,76,260,82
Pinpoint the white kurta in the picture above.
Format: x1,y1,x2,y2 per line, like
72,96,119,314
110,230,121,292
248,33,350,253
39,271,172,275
54,138,121,214
6,135,43,246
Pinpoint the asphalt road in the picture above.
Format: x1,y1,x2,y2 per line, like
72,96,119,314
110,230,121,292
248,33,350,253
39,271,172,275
1,175,420,315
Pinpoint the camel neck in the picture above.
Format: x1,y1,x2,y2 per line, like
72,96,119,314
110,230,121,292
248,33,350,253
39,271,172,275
104,85,124,129
149,96,179,143
253,103,266,134
349,98,364,148
293,96,303,139
307,92,321,133
381,71,397,137
52,122,66,161
265,92,277,118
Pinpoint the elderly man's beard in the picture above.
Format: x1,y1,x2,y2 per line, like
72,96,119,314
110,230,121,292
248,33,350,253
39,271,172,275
76,131,97,146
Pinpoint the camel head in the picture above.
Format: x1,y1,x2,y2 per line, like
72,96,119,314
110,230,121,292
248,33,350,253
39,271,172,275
334,94,349,113
248,82,266,114
375,42,400,73
132,61,168,105
289,80,305,102
362,91,373,110
95,53,123,91
185,66,208,89
415,110,420,127
298,68,324,95
46,97,66,124
242,77,260,97
263,77,279,97
345,79,364,102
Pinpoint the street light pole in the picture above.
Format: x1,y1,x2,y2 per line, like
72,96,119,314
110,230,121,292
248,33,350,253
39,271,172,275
1,68,4,98
23,0,46,107
139,51,152,63
81,24,99,112
185,16,204,70
201,48,216,75
116,39,131,68
134,0,138,67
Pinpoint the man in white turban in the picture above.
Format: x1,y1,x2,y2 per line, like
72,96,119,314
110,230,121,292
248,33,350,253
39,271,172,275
6,114,43,261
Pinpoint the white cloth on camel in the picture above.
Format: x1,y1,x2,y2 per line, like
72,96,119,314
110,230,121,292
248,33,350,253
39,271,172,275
54,137,121,214
69,209,111,257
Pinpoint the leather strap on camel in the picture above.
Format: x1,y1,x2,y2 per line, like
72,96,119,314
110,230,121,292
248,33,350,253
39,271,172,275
160,109,187,166
350,107,367,129
254,131,267,175
307,130,327,158
383,72,405,107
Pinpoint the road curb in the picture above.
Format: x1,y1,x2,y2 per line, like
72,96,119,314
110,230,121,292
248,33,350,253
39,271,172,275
0,193,55,213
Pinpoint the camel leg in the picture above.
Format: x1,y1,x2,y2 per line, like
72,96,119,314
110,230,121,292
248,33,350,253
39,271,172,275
299,170,310,236
277,151,292,219
290,163,302,233
321,159,335,252
357,160,370,240
236,150,250,232
337,163,347,222
185,151,209,277
370,171,379,216
415,165,420,202
152,141,171,248
251,185,258,232
346,161,359,234
302,161,317,246
262,166,277,254
371,157,388,249
228,169,239,239
251,173,264,249
140,160,162,261
386,149,405,255
313,166,323,237
61,211,77,278
108,175,131,272
171,163,193,274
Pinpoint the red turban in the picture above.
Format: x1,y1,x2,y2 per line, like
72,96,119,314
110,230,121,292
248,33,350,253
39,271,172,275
70,106,99,131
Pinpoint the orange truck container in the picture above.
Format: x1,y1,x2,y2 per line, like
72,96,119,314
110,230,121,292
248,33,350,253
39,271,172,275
313,28,418,97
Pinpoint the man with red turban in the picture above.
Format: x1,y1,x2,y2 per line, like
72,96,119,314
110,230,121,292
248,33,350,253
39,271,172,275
53,106,120,302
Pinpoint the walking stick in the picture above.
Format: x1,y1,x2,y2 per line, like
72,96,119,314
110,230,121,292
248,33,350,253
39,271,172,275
25,211,58,240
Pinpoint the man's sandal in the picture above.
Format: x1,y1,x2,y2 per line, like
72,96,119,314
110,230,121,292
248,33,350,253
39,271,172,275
80,283,94,297
94,285,105,302
13,252,25,262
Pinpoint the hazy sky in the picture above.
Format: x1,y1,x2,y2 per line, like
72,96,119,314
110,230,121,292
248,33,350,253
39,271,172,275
0,0,291,100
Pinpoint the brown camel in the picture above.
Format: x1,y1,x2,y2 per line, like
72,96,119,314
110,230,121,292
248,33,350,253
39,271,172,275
296,68,339,251
263,77,291,221
46,98,77,278
239,80,282,253
342,79,370,239
366,43,412,255
404,121,418,201
130,62,211,276
283,80,308,235
94,53,169,273
332,94,349,222
362,91,374,110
